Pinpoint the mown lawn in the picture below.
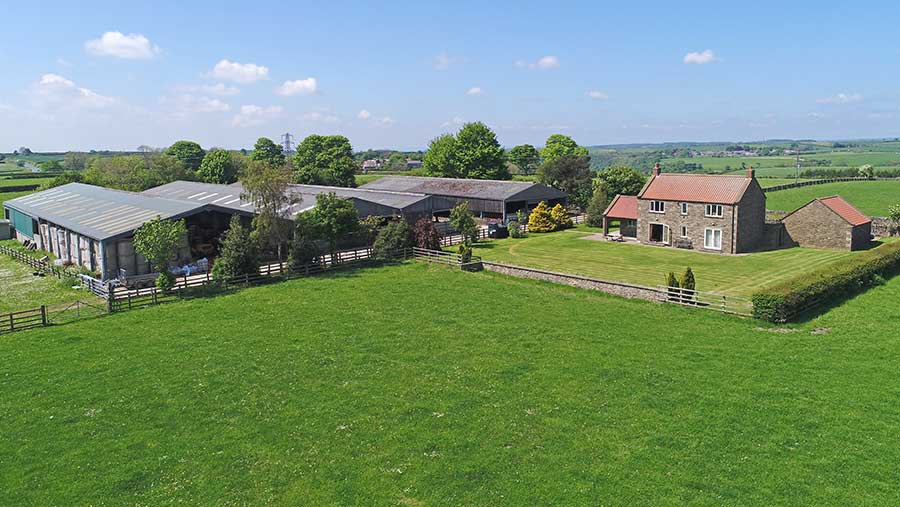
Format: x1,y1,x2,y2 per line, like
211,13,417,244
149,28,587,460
470,229,866,295
764,180,900,216
0,254,88,313
2,262,900,505
0,190,33,206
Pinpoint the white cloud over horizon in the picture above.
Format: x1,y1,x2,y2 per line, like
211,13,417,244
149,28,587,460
275,78,318,96
586,90,609,99
357,109,371,120
211,60,269,84
683,49,717,65
231,104,282,127
85,32,160,59
466,86,484,96
817,93,863,105
516,55,560,70
175,83,239,96
32,73,116,109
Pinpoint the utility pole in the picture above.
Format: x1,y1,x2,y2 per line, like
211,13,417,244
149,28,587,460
795,149,801,183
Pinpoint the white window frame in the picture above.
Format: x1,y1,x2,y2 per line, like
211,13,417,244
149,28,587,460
705,204,724,218
704,228,722,250
680,202,688,215
649,200,665,214
680,226,688,238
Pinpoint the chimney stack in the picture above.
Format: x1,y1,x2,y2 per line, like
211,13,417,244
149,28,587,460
747,165,755,178
652,162,661,176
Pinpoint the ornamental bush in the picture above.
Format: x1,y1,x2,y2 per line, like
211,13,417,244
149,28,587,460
212,215,259,280
665,271,680,301
413,218,443,250
550,203,573,230
752,241,900,322
373,220,414,259
680,267,696,301
527,201,555,233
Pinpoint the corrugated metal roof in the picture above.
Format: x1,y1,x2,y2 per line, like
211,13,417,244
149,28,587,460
817,196,871,226
603,194,638,220
3,183,204,241
638,173,752,204
143,181,441,215
360,175,567,201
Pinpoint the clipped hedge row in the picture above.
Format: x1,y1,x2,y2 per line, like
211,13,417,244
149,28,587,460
752,240,900,322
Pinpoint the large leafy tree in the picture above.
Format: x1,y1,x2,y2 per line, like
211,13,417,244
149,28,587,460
288,212,323,268
240,161,299,260
537,155,594,209
165,140,206,171
310,192,359,261
508,144,541,175
133,217,187,291
84,154,194,191
597,165,647,197
540,134,588,165
455,122,509,180
250,137,286,168
585,180,609,227
373,220,414,259
423,134,461,178
211,215,258,280
413,218,443,250
198,149,243,184
293,135,357,187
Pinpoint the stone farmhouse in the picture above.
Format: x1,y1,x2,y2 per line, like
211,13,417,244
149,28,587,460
602,164,871,254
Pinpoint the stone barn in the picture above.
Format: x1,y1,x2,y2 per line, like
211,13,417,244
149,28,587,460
780,195,872,251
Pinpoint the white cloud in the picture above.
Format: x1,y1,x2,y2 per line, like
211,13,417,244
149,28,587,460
85,31,160,59
357,109,371,120
683,49,717,65
466,86,484,96
376,116,395,126
231,104,283,127
175,83,239,96
301,111,339,123
516,55,559,70
160,94,230,115
817,93,863,105
433,52,463,70
586,90,609,100
32,73,116,109
357,109,394,126
211,59,269,84
441,116,465,128
275,78,317,96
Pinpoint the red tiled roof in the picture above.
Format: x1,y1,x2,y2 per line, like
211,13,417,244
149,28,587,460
603,194,638,220
638,173,752,204
818,196,871,226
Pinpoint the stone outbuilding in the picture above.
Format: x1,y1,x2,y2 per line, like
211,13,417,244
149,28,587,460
780,195,872,251
601,195,638,238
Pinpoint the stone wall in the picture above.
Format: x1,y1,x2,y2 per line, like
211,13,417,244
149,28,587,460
781,200,856,250
637,198,736,253
872,217,899,237
735,181,768,253
481,261,663,301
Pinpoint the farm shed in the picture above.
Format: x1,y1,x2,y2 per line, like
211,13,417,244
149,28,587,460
2,183,211,280
359,175,567,219
780,195,872,251
143,181,452,222
602,195,638,238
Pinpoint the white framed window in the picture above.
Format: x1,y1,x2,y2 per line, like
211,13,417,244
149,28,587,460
681,226,688,238
705,204,723,217
649,200,665,213
680,202,688,215
704,228,722,250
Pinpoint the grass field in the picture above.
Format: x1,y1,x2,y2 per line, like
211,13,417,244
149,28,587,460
0,255,85,314
0,176,52,187
470,229,867,295
354,173,386,185
3,262,900,505
764,180,900,216
0,190,34,206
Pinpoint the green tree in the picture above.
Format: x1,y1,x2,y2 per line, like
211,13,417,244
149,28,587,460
597,165,647,197
373,220,414,259
449,201,478,243
250,137,286,168
63,152,89,171
455,122,509,180
550,203,573,229
508,144,541,175
39,160,64,172
537,155,594,209
165,140,206,171
680,267,696,302
197,149,242,184
240,161,299,260
288,212,323,268
585,181,609,227
887,204,900,235
293,135,357,187
527,201,555,233
211,215,258,280
540,134,589,165
858,164,875,178
83,154,194,191
665,271,680,300
423,134,461,178
133,217,187,291
311,192,359,261
38,170,84,190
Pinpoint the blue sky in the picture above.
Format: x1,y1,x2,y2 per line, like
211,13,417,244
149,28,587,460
1,0,898,151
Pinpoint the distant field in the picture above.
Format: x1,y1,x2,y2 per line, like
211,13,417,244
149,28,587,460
765,180,900,216
4,262,900,505
355,173,385,185
663,150,900,177
0,191,33,206
0,177,51,187
469,229,867,296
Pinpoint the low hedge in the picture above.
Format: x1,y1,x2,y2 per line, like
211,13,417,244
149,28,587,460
752,241,900,322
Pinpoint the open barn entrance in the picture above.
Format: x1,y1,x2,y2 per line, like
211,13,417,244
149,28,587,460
183,210,251,260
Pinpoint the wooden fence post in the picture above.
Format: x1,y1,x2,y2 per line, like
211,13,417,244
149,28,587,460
40,305,47,327
9,313,14,332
